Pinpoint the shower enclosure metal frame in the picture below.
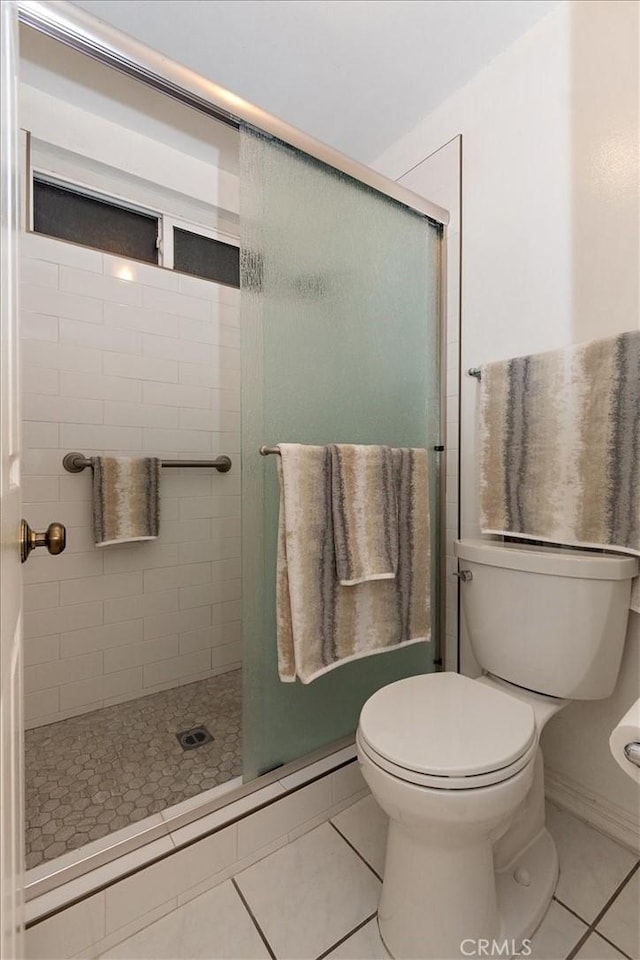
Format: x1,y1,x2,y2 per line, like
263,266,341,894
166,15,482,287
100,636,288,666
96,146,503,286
16,1,449,227
14,0,451,908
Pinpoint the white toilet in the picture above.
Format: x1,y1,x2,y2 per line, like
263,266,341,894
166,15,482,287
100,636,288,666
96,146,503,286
357,538,638,960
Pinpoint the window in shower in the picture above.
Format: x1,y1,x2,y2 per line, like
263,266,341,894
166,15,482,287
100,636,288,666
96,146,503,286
173,226,240,287
33,177,160,262
31,174,240,286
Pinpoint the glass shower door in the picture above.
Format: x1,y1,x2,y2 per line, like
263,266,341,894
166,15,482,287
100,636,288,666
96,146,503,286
240,127,442,780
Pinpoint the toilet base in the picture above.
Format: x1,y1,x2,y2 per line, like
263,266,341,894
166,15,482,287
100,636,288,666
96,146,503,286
379,828,558,960
495,827,558,950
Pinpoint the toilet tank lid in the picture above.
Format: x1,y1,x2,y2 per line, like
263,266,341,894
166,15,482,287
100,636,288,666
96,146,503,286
455,539,639,580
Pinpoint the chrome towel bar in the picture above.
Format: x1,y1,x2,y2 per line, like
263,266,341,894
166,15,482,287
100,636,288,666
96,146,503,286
63,452,232,473
468,367,482,379
259,444,445,455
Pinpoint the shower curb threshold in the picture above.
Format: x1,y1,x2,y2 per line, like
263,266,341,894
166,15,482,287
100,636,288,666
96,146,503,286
25,738,358,926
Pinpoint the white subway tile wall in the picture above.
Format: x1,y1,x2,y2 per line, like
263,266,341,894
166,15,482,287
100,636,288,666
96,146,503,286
21,233,242,728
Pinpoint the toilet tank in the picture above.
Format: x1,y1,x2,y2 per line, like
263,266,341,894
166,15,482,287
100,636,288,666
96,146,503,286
455,539,638,700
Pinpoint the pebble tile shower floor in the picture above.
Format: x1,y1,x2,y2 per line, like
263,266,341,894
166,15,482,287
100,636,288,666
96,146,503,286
25,669,242,869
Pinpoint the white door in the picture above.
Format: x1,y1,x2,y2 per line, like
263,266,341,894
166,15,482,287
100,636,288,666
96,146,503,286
1,2,24,957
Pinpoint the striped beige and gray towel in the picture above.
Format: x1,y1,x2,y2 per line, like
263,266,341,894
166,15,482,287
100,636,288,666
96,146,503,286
329,444,398,585
92,457,160,547
479,331,640,610
276,443,430,684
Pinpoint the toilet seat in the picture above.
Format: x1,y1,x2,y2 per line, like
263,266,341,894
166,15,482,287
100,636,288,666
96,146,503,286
357,672,537,790
357,728,538,789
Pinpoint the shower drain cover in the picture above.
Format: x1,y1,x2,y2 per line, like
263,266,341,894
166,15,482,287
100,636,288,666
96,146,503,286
176,725,214,750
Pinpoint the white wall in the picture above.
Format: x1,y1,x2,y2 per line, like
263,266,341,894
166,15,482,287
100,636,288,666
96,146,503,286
19,24,239,234
20,70,243,727
19,24,238,171
374,0,640,848
23,84,238,235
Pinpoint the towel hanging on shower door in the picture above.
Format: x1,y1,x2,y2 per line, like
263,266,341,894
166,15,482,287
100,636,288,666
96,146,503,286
329,443,399,585
276,442,431,683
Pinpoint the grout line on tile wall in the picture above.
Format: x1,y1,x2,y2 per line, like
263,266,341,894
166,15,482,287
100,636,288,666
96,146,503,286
327,820,383,882
563,860,639,960
230,877,277,960
315,911,378,960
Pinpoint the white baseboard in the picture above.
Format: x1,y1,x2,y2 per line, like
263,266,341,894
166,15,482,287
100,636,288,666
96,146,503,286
545,768,640,855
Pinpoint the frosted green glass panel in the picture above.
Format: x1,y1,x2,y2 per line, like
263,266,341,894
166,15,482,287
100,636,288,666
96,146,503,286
241,126,442,780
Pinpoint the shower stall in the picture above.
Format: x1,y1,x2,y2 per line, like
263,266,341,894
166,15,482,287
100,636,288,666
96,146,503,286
12,0,449,902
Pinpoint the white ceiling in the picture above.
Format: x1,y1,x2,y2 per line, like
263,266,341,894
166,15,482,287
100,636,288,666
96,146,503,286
71,0,559,165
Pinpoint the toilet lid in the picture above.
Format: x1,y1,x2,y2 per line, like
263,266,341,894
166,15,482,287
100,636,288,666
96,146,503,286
358,672,536,780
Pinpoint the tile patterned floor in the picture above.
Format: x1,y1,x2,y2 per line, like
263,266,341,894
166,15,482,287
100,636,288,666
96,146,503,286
100,797,640,960
25,670,242,869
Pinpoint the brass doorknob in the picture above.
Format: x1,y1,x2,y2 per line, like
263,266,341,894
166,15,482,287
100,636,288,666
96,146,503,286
20,520,66,564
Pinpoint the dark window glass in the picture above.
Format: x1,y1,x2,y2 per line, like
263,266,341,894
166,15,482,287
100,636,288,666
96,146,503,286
173,227,240,288
33,179,159,264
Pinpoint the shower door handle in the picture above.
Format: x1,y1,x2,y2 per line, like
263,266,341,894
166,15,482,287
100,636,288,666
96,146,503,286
20,519,66,563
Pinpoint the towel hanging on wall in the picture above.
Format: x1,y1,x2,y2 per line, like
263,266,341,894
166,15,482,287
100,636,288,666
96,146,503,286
478,330,640,609
92,456,160,547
